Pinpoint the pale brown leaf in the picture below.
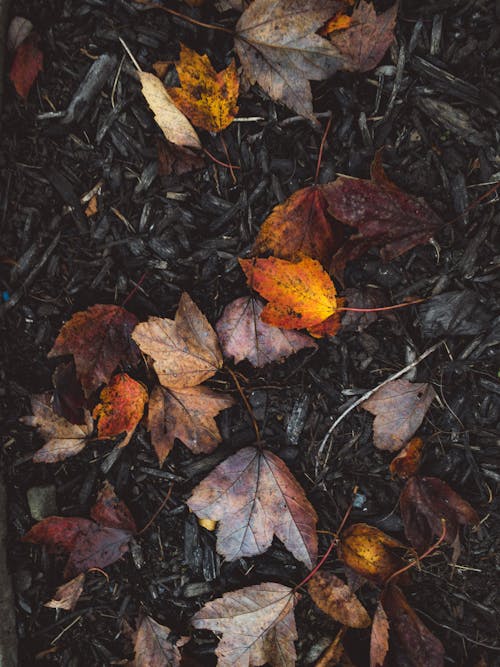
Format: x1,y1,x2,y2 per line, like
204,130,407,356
308,571,370,628
370,602,389,667
133,615,181,667
45,574,85,611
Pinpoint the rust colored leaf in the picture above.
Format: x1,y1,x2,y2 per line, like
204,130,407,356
361,379,436,452
133,616,181,667
91,480,138,533
338,523,407,585
329,1,397,72
188,446,318,568
382,585,444,667
192,582,298,667
216,295,317,367
21,393,93,463
9,33,43,100
157,138,205,177
390,437,424,480
400,476,479,557
45,574,85,611
132,292,222,389
167,44,239,133
148,384,234,465
308,571,370,628
93,373,148,448
240,256,343,338
235,0,345,122
370,602,389,667
48,304,139,398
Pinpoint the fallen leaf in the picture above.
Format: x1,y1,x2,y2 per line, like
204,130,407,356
216,295,317,367
361,379,436,452
7,17,34,52
132,292,223,389
9,32,43,100
45,574,85,611
148,384,234,464
370,602,389,667
338,523,407,584
133,615,181,667
93,373,148,448
317,638,357,667
84,194,98,217
389,437,424,480
381,584,444,667
234,0,344,122
157,138,205,177
308,571,370,628
167,44,239,132
240,256,344,338
48,304,139,398
188,446,318,568
329,1,397,72
192,582,298,667
400,476,479,557
139,71,201,150
23,483,136,579
21,393,93,463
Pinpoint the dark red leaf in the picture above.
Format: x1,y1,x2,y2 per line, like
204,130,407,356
9,33,43,100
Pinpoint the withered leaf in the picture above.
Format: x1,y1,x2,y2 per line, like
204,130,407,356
188,446,318,568
132,293,222,389
389,437,424,480
45,574,85,611
235,0,344,122
361,379,436,452
48,304,139,398
133,615,181,667
308,571,370,628
9,32,43,100
157,138,205,177
216,295,317,367
370,602,389,667
148,384,234,465
192,582,298,667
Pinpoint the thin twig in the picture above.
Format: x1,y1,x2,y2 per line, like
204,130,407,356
132,0,234,34
227,367,261,444
138,485,173,535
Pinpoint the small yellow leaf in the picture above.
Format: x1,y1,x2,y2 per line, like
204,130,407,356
199,518,217,531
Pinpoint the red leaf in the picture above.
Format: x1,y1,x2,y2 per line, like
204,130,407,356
9,33,43,100
91,480,138,533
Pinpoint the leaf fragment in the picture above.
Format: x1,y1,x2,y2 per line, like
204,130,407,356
9,32,43,100
389,436,424,480
308,571,370,628
370,602,389,667
45,574,85,611
133,615,182,667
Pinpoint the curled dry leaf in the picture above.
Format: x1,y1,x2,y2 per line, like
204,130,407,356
216,295,317,367
167,44,239,132
192,582,298,667
21,392,93,463
240,256,344,338
133,615,181,667
7,16,34,52
361,379,436,452
308,571,370,628
338,523,407,585
234,0,344,122
188,446,318,568
148,384,234,465
48,304,139,398
9,32,43,100
45,573,85,611
370,602,389,667
132,293,222,389
389,436,424,480
93,373,148,448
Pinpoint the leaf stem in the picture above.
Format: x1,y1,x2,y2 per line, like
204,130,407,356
338,297,425,313
226,367,261,444
385,519,447,585
314,113,333,185
138,485,173,535
203,148,241,170
220,133,237,184
132,0,234,34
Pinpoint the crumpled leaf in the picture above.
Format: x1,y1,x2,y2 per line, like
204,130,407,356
133,615,182,667
7,17,34,52
370,602,389,667
329,1,397,72
139,71,201,150
48,304,139,398
9,32,43,100
93,373,148,448
23,482,137,579
338,523,407,584
400,476,479,557
240,256,344,338
361,379,436,452
188,446,318,568
21,392,93,463
308,571,370,628
234,0,345,122
192,582,298,667
45,573,85,611
148,384,234,464
216,295,317,367
132,292,222,389
389,437,424,480
167,44,239,132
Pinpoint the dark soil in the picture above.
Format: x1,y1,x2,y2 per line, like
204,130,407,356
1,1,500,665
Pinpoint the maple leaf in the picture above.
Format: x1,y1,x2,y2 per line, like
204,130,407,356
192,582,298,667
133,616,182,667
370,602,389,667
389,436,424,480
167,44,239,133
361,379,436,452
22,482,137,578
93,373,148,448
253,185,342,267
216,295,317,367
45,574,85,612
240,257,344,338
188,446,318,568
21,392,93,463
148,384,234,464
308,571,370,628
9,32,43,100
48,304,139,398
132,293,222,389
234,0,345,122
329,1,398,73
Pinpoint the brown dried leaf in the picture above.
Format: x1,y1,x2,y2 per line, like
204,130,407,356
317,639,357,667
370,602,389,667
389,437,424,480
133,615,181,667
45,574,85,611
308,571,370,628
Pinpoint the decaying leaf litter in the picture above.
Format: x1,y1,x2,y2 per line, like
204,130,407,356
1,0,499,665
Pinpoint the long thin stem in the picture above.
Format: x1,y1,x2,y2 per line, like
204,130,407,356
220,133,237,184
338,298,425,313
227,367,261,443
385,520,447,585
204,148,241,170
133,0,234,34
138,485,173,535
314,113,333,185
